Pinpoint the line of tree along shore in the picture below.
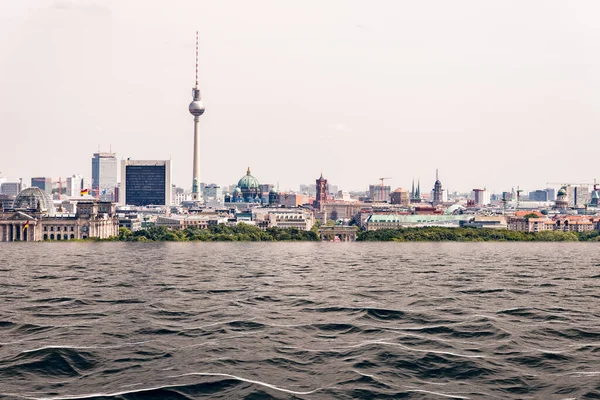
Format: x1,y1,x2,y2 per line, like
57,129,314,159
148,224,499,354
356,227,600,242
112,224,320,242
99,225,600,242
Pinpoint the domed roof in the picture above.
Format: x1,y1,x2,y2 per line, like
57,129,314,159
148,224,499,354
269,187,277,193
234,187,242,193
557,187,567,196
13,187,55,216
237,167,260,190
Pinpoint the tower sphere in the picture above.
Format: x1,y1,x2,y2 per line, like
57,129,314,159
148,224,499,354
189,100,205,116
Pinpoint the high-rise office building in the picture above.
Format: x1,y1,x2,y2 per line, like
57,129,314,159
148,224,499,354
66,175,84,198
120,160,172,206
31,177,52,194
92,152,118,201
566,185,589,208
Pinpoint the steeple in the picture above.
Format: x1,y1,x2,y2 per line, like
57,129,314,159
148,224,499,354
411,179,415,199
416,179,421,199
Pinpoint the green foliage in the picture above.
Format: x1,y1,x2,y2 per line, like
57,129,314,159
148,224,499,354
109,223,319,242
523,213,540,220
357,227,587,242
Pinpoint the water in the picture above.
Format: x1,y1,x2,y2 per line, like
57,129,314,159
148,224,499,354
0,242,599,399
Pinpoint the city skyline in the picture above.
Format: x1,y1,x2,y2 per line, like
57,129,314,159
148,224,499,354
1,1,599,192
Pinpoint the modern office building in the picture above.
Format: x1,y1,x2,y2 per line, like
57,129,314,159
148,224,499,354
92,152,118,201
472,189,490,206
66,175,85,198
31,177,52,194
120,160,172,206
566,185,589,208
529,190,548,202
0,182,22,197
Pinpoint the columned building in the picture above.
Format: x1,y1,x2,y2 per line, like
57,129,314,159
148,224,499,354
0,188,118,241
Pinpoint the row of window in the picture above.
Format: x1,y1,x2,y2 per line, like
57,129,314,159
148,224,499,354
43,226,75,232
44,234,75,240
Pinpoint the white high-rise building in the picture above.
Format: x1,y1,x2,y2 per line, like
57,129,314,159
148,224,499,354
66,175,84,198
472,189,490,206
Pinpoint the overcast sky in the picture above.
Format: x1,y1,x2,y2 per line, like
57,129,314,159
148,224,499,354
1,0,599,193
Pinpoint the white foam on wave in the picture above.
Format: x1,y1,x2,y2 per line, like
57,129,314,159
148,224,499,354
406,388,471,399
283,339,484,359
167,372,330,395
21,341,153,353
11,372,330,399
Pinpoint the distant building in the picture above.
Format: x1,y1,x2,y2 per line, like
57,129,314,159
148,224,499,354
0,188,118,241
365,214,472,230
545,188,556,201
369,184,391,202
390,188,410,206
566,185,589,208
92,152,118,201
253,208,315,231
31,177,52,194
471,189,490,206
529,190,548,202
66,175,84,198
0,182,22,197
554,186,569,210
314,173,328,209
432,169,443,205
120,160,172,206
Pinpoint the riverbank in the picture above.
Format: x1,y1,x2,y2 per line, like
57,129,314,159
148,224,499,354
356,227,599,242
100,225,600,242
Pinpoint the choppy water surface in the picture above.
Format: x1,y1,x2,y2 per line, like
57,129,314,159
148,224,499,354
0,243,599,399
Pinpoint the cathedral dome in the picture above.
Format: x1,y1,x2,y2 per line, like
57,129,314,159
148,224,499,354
237,167,260,190
557,187,567,197
13,187,55,216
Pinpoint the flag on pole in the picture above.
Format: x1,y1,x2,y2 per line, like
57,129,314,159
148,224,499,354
23,221,29,231
80,189,89,196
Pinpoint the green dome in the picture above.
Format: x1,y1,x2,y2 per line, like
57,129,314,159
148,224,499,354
237,167,260,190
557,187,567,196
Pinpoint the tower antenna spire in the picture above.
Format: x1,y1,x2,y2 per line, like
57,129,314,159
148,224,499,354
195,31,199,88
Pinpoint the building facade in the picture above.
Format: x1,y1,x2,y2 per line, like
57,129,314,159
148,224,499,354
120,160,172,206
31,177,52,194
0,198,118,242
92,152,118,201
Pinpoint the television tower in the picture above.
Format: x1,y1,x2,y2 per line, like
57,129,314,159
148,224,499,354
189,31,206,201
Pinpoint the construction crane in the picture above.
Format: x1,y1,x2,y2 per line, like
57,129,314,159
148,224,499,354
378,177,391,202
546,180,596,187
516,186,523,210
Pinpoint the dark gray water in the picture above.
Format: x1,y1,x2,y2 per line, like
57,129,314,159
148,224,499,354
0,242,599,399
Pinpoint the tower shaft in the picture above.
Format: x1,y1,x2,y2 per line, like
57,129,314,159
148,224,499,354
192,116,200,199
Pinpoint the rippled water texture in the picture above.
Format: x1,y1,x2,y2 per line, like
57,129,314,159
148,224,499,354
1,243,599,399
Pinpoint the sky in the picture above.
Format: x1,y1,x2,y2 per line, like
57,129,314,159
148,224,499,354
1,0,599,194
